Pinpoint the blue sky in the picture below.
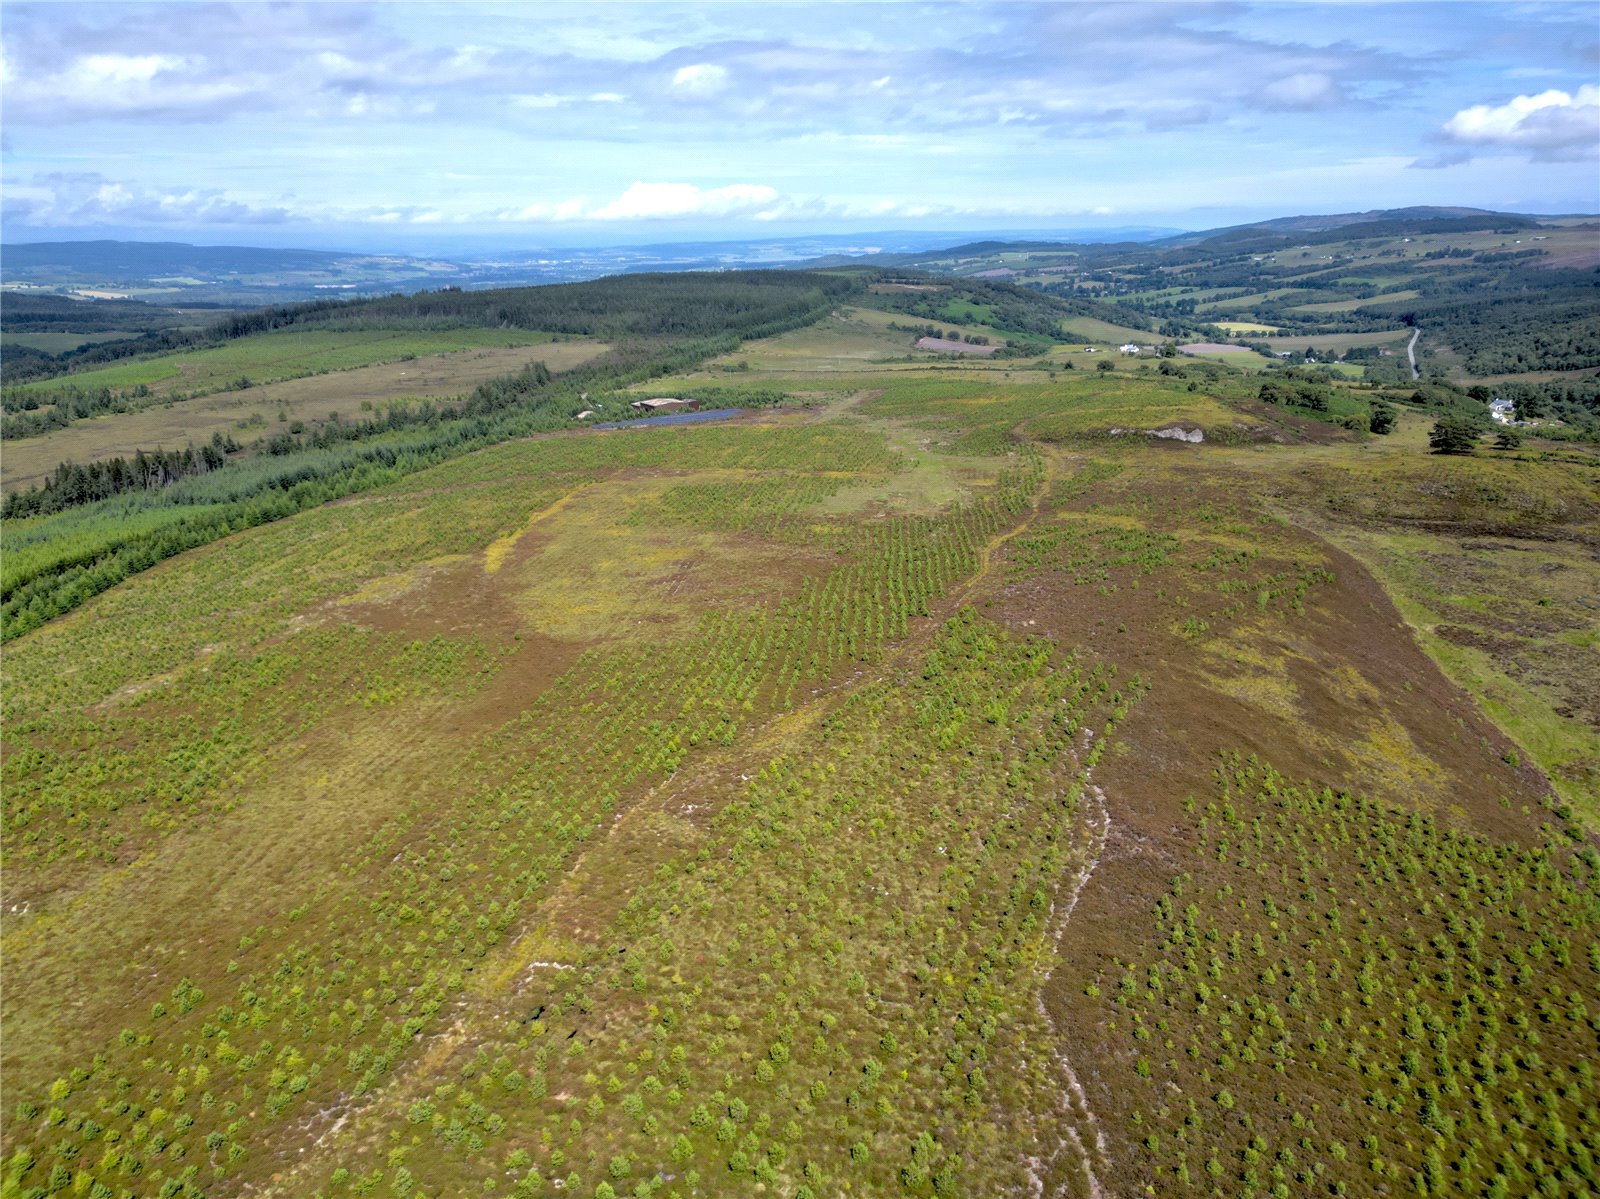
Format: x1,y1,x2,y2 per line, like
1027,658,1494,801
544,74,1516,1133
2,1,1597,249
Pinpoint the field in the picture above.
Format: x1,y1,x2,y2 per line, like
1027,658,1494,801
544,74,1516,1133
1213,322,1281,335
2,341,609,493
2,332,146,355
2,270,1596,1199
8,328,567,399
838,211,1600,433
1059,316,1154,345
1260,329,1413,354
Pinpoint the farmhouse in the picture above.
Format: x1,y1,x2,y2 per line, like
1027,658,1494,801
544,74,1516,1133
1119,343,1142,355
630,397,700,413
1489,398,1516,425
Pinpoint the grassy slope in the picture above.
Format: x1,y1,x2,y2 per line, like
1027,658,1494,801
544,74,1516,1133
3,301,1595,1199
1,340,609,493
9,328,562,398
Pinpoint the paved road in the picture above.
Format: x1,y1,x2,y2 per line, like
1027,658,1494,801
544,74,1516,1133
1407,327,1420,381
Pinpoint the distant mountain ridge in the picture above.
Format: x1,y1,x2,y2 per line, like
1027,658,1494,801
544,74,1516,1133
788,207,1565,269
0,231,1178,302
1156,206,1521,244
1154,207,1548,251
3,240,366,277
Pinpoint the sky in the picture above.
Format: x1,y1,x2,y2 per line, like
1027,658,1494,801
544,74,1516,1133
2,1,1597,250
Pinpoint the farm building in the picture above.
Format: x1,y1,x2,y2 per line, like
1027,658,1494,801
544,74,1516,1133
1119,343,1142,355
630,397,700,413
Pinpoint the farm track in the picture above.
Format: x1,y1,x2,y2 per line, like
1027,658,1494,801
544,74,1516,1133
908,441,1123,1194
985,449,1118,1198
1028,761,1114,1199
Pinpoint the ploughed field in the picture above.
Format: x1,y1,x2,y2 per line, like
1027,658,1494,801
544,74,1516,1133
3,290,1597,1199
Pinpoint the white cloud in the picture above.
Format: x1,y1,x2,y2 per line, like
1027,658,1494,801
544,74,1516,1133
16,51,250,116
513,93,572,109
67,53,184,87
1258,73,1345,111
6,171,294,226
588,181,780,220
1442,85,1600,159
671,63,729,95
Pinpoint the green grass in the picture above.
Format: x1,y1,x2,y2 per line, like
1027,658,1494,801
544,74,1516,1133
2,340,609,494
11,328,563,398
2,331,145,354
1060,316,1154,344
1290,290,1419,314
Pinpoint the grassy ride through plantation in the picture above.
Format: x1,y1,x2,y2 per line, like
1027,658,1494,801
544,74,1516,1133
5,328,569,406
2,268,1596,1199
0,339,611,494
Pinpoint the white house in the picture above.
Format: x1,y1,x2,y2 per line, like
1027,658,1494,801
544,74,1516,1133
1489,398,1515,425
1119,343,1141,355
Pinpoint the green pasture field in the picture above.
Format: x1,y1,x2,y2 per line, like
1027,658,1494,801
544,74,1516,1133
2,331,145,355
1289,289,1420,314
1059,315,1154,344
1194,288,1318,312
10,327,564,398
710,308,917,372
936,298,997,324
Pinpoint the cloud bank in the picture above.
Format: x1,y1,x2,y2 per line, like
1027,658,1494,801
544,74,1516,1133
1442,85,1600,160
2,2,1595,236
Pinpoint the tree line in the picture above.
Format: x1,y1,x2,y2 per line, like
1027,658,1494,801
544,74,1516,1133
3,434,241,518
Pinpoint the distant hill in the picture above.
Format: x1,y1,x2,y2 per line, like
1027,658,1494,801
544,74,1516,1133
1157,206,1540,248
3,240,358,279
789,208,1558,270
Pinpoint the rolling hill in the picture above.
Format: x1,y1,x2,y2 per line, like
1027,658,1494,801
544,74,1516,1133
2,261,1596,1199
